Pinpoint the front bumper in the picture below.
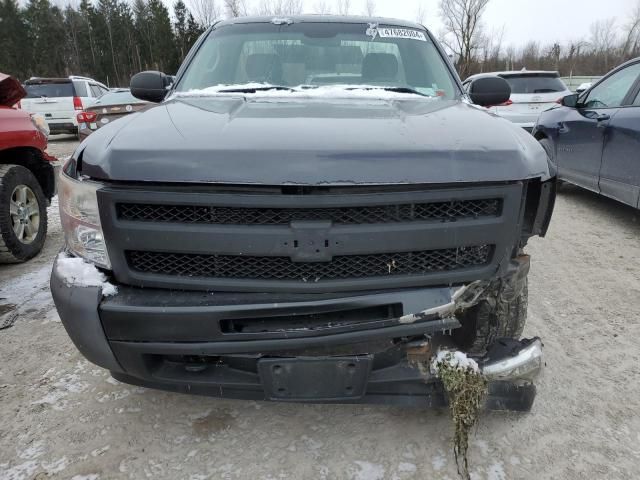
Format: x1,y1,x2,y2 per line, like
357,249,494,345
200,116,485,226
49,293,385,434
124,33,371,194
51,255,541,410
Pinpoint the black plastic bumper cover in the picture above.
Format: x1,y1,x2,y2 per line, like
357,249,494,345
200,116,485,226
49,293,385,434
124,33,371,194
50,255,536,410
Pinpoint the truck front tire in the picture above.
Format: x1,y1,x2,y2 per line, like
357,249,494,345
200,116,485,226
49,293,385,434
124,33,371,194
0,164,48,263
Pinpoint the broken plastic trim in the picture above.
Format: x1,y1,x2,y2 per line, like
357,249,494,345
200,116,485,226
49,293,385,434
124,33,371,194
481,338,543,381
398,281,488,324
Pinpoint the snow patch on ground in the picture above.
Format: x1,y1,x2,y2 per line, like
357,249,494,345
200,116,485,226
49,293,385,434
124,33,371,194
172,83,431,101
41,456,69,474
431,452,447,471
30,362,91,411
487,462,506,480
56,253,117,296
0,460,39,480
352,461,385,480
397,462,417,473
17,441,46,460
431,349,480,373
41,309,61,324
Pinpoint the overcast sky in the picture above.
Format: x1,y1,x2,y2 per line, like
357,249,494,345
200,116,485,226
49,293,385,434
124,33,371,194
240,0,634,48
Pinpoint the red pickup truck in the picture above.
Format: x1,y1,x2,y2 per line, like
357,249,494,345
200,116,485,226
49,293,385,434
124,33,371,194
0,73,57,262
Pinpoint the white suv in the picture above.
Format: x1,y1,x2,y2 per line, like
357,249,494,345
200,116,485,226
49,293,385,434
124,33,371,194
463,70,573,132
20,76,110,136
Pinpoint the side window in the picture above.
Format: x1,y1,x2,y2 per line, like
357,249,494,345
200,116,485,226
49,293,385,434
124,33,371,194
72,80,88,97
583,63,640,108
99,86,109,95
89,84,102,97
634,90,640,106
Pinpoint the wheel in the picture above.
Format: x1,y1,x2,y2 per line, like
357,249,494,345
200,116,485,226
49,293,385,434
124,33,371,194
0,164,48,263
453,277,528,355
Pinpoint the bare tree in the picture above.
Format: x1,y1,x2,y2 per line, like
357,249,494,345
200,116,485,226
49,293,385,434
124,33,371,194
336,0,351,15
439,0,490,78
257,0,303,15
189,0,222,26
477,25,504,72
504,44,515,71
589,18,618,71
415,2,427,25
225,0,247,17
622,0,640,59
313,0,332,14
547,42,561,71
363,0,376,16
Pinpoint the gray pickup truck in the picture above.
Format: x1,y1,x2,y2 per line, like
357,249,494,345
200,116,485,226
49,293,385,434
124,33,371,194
51,16,555,410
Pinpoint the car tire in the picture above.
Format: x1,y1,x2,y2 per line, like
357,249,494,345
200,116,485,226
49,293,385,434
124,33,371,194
452,277,528,355
0,164,48,263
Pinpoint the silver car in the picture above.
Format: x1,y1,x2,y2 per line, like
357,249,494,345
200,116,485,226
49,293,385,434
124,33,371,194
463,70,572,132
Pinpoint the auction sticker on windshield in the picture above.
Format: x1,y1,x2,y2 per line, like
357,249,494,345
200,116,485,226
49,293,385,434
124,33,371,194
378,27,427,42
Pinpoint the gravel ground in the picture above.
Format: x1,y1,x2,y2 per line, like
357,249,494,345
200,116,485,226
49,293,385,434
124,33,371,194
1,137,640,480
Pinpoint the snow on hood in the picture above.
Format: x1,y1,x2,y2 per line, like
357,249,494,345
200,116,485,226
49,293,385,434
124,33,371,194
170,83,437,101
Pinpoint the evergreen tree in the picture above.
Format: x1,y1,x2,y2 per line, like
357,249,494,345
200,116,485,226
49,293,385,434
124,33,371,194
23,0,67,77
0,0,30,79
174,0,189,63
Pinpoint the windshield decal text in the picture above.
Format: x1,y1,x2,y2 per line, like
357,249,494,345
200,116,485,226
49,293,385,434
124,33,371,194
377,28,427,42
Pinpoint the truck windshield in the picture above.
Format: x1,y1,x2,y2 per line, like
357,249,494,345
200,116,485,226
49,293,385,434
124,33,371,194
176,21,458,98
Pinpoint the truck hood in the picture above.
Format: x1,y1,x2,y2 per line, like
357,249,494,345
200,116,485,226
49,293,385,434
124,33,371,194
0,73,26,107
79,96,551,185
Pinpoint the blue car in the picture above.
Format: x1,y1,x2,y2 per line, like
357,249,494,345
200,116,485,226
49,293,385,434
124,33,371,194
533,57,640,209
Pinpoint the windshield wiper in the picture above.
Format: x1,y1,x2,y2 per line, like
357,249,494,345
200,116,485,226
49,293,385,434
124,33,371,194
348,86,430,97
217,86,296,93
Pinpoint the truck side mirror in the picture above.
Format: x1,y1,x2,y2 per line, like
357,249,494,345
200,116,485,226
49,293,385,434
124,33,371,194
468,76,511,107
130,71,171,103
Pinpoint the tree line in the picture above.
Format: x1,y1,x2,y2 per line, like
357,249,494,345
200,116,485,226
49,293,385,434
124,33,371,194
439,0,640,79
0,0,207,87
1,0,640,88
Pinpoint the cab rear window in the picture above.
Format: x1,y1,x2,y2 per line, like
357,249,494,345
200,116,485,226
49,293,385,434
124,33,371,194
24,82,75,98
501,75,566,94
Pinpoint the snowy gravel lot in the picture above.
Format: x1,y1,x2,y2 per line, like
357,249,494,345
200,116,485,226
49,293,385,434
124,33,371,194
1,137,640,480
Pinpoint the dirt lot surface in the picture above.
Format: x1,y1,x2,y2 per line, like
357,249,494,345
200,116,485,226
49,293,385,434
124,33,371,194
1,137,640,480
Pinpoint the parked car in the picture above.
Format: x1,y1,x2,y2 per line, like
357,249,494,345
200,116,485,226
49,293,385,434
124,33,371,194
78,89,148,140
52,16,555,411
0,73,58,262
463,70,573,132
20,76,109,136
533,57,640,209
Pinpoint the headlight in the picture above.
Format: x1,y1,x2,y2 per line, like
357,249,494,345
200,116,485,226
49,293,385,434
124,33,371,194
58,166,111,269
30,113,50,137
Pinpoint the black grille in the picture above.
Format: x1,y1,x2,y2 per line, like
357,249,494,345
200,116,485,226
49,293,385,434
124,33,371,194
117,199,501,225
127,246,492,282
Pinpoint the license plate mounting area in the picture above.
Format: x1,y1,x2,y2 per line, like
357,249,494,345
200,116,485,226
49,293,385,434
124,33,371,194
258,356,373,402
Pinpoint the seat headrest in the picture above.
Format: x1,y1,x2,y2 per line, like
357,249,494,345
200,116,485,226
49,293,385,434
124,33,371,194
245,54,283,84
361,53,399,83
